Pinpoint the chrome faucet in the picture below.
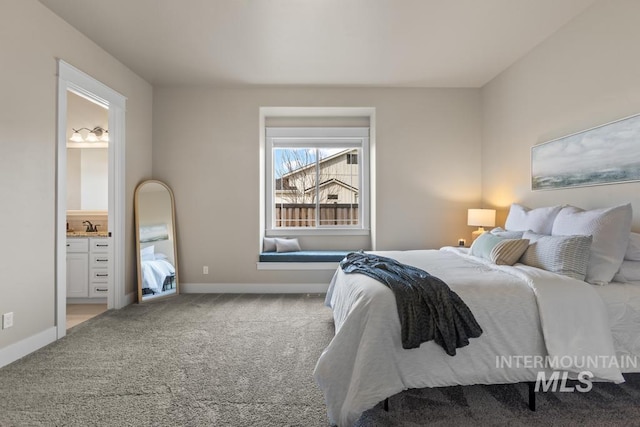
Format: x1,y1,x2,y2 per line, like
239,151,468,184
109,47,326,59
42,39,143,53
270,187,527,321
83,221,99,232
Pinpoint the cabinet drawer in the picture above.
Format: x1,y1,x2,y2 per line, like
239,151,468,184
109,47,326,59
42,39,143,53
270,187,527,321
91,269,109,283
90,284,109,298
67,238,89,253
91,254,110,267
90,238,110,253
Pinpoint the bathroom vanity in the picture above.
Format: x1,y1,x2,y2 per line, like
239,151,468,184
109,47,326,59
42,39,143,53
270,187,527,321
66,235,110,301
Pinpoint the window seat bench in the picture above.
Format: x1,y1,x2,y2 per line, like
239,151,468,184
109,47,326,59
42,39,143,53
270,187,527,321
259,250,351,263
257,250,352,271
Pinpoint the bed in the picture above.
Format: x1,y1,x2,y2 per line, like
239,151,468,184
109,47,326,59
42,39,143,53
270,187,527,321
140,245,176,294
313,203,640,426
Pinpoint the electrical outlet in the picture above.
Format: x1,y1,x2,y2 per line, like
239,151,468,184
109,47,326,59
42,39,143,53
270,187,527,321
203,266,209,275
2,312,14,329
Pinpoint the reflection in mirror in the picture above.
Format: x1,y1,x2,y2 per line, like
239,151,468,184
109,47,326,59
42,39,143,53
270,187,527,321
135,180,179,302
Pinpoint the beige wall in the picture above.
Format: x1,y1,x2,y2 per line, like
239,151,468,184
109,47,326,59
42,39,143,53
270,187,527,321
153,87,482,284
481,0,640,229
0,0,152,350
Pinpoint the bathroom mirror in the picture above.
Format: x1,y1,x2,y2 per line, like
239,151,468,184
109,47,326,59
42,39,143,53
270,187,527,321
135,180,179,302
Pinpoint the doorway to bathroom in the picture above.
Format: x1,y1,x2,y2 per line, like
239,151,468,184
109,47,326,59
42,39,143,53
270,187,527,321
65,91,109,329
56,60,127,339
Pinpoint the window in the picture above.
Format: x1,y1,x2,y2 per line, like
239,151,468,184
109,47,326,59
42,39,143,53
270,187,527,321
266,127,369,234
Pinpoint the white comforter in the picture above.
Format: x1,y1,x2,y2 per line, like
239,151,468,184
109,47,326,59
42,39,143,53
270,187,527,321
141,259,175,293
313,248,624,427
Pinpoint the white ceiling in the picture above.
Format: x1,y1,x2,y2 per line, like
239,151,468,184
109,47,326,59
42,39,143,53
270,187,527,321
38,0,596,88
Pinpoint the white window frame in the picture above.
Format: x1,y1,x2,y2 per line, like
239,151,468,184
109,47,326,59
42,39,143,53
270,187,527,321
265,127,370,236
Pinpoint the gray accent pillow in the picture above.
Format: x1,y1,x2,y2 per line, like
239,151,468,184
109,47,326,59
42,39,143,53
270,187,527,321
470,232,530,266
275,238,301,253
520,231,593,281
263,237,277,252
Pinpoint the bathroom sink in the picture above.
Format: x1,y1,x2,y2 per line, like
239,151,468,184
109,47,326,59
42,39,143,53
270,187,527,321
67,231,109,237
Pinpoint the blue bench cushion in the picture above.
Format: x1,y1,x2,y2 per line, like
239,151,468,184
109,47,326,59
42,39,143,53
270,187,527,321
259,250,352,263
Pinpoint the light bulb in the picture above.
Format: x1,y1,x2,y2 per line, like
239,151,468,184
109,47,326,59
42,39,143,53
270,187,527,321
69,131,84,142
86,131,99,142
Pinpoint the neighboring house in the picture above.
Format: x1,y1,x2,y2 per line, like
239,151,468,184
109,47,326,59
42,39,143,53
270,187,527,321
274,148,360,227
275,149,359,205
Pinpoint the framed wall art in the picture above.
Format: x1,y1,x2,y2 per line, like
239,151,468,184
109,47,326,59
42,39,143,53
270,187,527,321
532,113,640,190
139,223,169,243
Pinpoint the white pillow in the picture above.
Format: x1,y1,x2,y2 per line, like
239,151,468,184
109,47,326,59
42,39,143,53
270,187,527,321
613,260,640,283
263,237,277,252
489,227,525,239
504,204,562,235
520,231,592,281
551,203,632,285
275,238,301,253
141,245,155,261
625,232,640,261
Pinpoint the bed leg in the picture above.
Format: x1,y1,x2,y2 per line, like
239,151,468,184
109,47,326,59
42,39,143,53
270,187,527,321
528,381,536,411
383,397,389,412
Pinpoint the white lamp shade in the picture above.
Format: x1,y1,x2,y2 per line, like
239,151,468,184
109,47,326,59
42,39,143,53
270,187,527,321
100,131,109,142
467,209,496,227
85,131,99,142
69,131,84,142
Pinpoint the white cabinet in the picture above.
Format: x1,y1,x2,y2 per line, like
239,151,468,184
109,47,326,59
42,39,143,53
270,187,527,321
89,238,110,298
67,238,89,297
66,237,110,299
67,252,89,297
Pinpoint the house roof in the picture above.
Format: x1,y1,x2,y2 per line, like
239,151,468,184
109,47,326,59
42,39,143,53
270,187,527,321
304,179,359,195
280,148,355,179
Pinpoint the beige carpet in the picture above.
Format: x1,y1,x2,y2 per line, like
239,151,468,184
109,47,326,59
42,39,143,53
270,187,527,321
0,294,639,426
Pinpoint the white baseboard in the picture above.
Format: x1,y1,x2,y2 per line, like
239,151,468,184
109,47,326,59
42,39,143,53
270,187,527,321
0,326,57,369
124,291,137,306
181,282,329,294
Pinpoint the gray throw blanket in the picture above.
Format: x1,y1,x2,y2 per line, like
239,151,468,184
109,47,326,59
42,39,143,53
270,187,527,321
340,251,482,355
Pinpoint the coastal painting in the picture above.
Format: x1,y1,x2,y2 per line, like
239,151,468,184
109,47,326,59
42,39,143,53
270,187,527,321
140,223,169,243
532,114,640,190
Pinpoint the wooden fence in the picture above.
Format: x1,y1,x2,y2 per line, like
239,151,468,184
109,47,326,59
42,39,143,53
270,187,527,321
275,203,358,227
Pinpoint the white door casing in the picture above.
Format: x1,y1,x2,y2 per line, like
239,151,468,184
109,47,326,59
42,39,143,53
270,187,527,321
56,60,127,339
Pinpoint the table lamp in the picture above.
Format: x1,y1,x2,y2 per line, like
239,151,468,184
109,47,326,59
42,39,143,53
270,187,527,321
468,208,496,242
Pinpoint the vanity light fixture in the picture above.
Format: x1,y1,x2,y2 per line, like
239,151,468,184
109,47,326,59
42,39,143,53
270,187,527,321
69,126,109,143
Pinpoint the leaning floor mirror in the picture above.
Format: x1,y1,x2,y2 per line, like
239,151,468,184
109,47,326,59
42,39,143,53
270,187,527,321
135,180,179,302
